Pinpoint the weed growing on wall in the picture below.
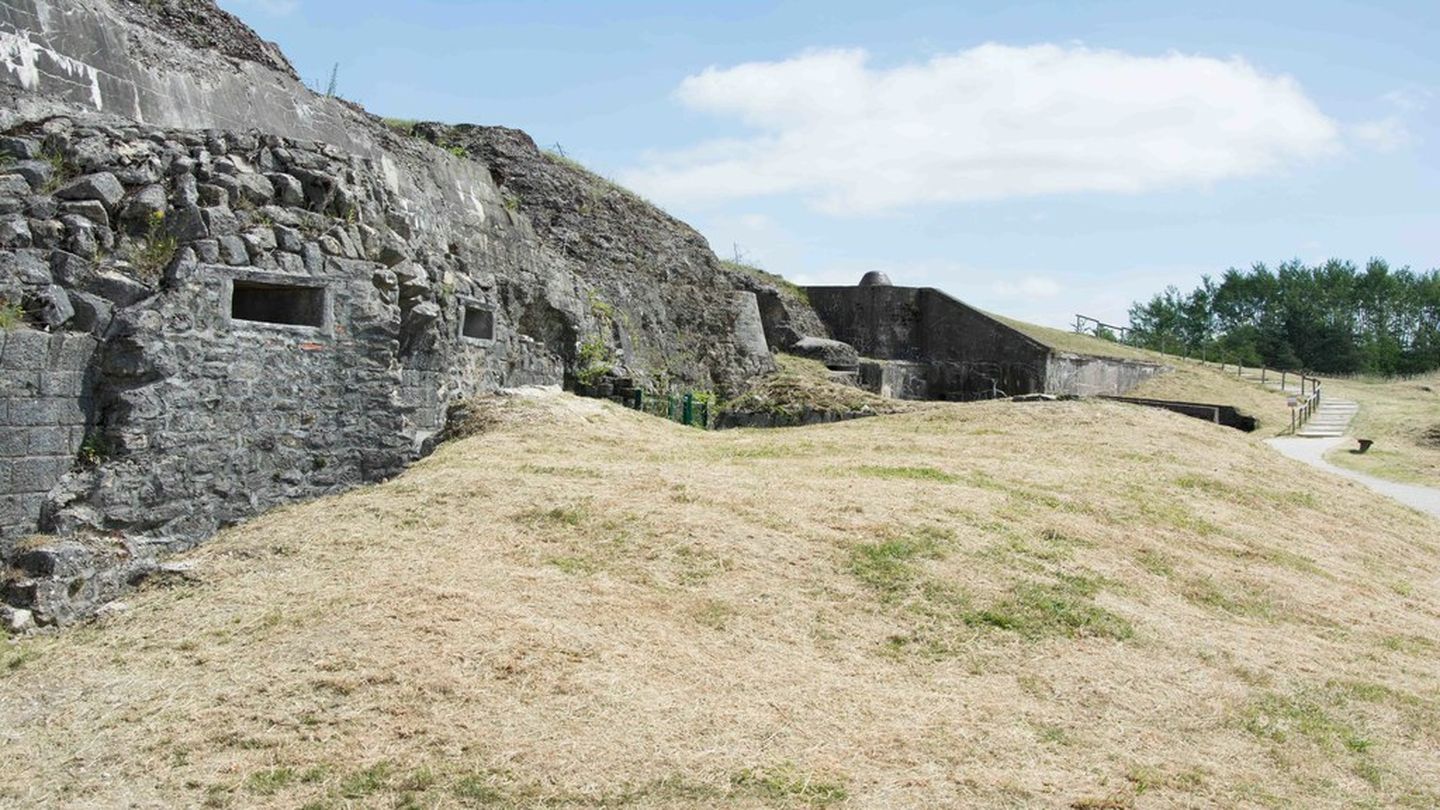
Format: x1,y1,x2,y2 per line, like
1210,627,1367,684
128,210,177,282
76,433,112,469
576,336,616,387
39,150,76,195
0,297,26,331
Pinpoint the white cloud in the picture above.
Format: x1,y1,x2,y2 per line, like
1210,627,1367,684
990,276,1061,299
1381,87,1431,113
1349,117,1411,152
1347,88,1430,152
622,44,1341,215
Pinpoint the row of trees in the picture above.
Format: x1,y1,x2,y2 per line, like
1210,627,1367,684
1125,259,1440,376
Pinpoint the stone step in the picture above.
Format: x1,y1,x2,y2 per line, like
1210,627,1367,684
1294,396,1359,438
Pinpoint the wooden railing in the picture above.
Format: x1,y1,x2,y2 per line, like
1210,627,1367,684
1173,356,1324,435
1289,382,1323,435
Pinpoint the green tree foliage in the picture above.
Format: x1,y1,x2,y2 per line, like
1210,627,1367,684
1127,259,1440,375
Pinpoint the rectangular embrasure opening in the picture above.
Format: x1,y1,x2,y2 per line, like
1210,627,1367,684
462,305,495,341
231,281,326,328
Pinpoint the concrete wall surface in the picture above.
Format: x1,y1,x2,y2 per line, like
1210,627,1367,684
806,284,1052,399
1045,353,1165,397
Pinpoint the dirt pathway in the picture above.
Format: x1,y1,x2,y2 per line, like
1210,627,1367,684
1267,436,1440,520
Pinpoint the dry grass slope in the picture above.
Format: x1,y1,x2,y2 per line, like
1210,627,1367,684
988,314,1160,362
2,392,1438,808
1126,362,1297,436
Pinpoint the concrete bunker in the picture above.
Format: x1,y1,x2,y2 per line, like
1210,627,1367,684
229,279,328,329
802,274,1164,401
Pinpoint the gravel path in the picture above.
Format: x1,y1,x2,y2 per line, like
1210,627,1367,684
1266,436,1440,520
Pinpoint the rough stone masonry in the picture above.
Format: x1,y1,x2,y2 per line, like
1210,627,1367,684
0,0,1163,629
0,0,781,627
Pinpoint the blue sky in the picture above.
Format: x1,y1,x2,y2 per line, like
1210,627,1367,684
219,0,1437,329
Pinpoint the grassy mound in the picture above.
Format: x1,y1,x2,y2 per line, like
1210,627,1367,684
988,313,1160,362
1125,362,1296,435
2,392,1437,808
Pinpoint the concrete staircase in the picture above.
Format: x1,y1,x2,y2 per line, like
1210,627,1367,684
1295,398,1360,438
1210,363,1358,438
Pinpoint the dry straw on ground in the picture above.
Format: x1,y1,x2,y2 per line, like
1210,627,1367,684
1,389,1438,809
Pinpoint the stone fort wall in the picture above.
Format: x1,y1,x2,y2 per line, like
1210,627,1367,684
0,0,776,626
0,329,94,539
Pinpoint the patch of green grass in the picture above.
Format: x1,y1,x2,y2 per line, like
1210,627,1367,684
853,464,960,483
1133,492,1222,537
202,782,234,808
548,555,598,575
980,527,1092,572
1135,547,1177,577
1124,764,1207,796
966,580,1133,641
731,762,849,806
1032,722,1071,745
690,599,736,630
299,765,329,784
849,526,953,599
338,761,393,799
1249,545,1327,577
1175,474,1319,511
1378,633,1437,655
1180,575,1276,619
452,771,502,803
245,767,296,796
1,646,39,674
1233,682,1430,795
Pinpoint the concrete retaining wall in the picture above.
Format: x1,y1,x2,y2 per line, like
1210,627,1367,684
1045,353,1164,397
857,358,930,400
